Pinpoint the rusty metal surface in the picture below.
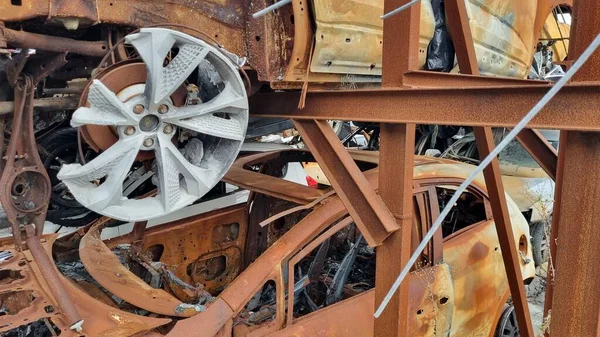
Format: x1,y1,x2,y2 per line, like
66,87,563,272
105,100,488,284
223,150,327,205
542,130,565,334
245,0,295,82
549,131,600,336
79,220,198,317
0,96,79,115
249,83,600,130
24,225,81,329
0,0,246,56
514,129,558,181
1,26,108,57
0,77,51,242
402,70,549,87
48,0,99,25
447,4,533,334
474,127,534,337
310,0,429,76
165,153,533,337
271,266,454,337
0,235,170,336
375,123,416,337
293,119,398,246
140,205,248,296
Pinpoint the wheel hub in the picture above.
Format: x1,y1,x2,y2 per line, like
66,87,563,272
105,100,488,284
57,28,249,221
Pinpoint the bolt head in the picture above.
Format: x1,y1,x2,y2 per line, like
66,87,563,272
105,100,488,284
143,138,154,147
124,126,136,135
158,104,169,114
133,104,145,114
163,124,174,134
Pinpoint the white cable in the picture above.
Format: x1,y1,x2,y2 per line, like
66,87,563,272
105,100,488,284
381,0,421,20
374,32,600,319
252,0,293,18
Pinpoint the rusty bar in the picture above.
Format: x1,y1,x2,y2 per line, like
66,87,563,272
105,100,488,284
402,70,548,87
549,131,600,336
474,128,534,337
1,27,108,57
542,130,565,335
568,0,600,82
24,226,82,328
382,0,421,86
446,3,534,334
374,0,420,334
444,0,479,75
248,83,600,130
374,124,415,337
292,119,398,246
549,0,600,335
514,129,558,181
0,96,79,115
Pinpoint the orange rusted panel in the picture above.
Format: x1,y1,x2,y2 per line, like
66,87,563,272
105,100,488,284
0,235,170,336
0,0,246,55
79,221,198,317
140,205,248,296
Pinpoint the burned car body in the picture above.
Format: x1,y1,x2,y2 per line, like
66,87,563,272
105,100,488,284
0,0,571,227
0,150,533,336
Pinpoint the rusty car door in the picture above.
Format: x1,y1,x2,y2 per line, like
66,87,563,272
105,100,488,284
269,187,455,336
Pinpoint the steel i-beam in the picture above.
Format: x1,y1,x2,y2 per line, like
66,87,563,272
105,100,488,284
292,119,399,246
446,2,534,335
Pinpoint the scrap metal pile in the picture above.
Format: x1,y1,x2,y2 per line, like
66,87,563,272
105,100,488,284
0,0,577,336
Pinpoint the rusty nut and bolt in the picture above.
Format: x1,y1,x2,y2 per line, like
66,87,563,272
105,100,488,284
133,104,145,114
158,104,169,114
124,126,136,135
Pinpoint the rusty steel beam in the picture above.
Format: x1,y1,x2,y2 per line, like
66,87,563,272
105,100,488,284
292,119,399,246
515,129,558,181
474,128,535,337
568,0,600,82
444,0,479,75
446,3,534,335
549,0,600,335
249,83,600,130
549,131,600,336
402,70,549,87
375,124,415,337
543,130,565,335
373,0,420,335
382,0,421,85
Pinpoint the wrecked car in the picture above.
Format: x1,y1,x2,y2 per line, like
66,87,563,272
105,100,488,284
0,1,572,228
0,150,534,336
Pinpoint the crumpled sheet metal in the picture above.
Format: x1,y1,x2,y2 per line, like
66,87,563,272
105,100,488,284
0,0,246,56
0,235,169,336
79,221,199,317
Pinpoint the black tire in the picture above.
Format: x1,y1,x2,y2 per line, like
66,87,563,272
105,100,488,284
530,220,548,267
39,128,101,227
495,305,520,337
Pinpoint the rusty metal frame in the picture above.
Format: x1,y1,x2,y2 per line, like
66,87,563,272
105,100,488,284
0,0,595,336
445,1,534,335
292,119,399,246
247,1,599,337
